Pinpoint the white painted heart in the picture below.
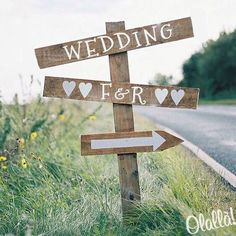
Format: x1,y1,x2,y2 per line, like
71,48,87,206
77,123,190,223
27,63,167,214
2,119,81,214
155,88,168,104
62,81,76,97
171,89,185,105
79,82,92,98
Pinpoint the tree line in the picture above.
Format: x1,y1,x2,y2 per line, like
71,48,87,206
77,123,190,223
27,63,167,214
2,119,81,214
179,30,236,99
150,30,236,99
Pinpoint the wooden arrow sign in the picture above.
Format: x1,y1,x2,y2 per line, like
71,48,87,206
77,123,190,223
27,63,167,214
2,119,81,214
35,17,193,68
43,76,199,109
81,130,183,155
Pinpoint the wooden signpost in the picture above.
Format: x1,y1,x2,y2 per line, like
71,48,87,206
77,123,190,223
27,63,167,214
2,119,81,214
35,17,193,68
81,130,183,155
44,76,199,109
35,17,199,217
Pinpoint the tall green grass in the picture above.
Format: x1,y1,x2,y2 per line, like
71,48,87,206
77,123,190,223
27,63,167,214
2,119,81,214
0,98,235,235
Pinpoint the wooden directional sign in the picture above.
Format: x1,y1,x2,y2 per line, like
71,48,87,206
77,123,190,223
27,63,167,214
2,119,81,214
81,130,183,155
35,17,193,68
35,18,198,217
44,76,199,109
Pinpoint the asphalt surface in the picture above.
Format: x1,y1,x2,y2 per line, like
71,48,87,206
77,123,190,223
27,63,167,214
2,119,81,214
135,105,236,175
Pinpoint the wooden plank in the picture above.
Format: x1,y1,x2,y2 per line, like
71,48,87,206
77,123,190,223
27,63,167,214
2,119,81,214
43,76,199,109
35,17,193,68
81,130,183,155
106,21,141,215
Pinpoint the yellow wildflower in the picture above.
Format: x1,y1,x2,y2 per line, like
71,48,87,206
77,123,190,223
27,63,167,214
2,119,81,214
20,158,28,169
89,115,96,121
59,114,65,122
18,138,25,149
30,132,38,141
1,164,7,170
0,156,7,161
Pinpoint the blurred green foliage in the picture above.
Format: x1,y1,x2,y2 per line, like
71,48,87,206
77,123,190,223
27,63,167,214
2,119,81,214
0,116,11,150
179,30,236,99
148,73,173,86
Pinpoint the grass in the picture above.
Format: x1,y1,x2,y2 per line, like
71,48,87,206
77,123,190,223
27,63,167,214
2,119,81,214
0,97,236,235
199,98,236,105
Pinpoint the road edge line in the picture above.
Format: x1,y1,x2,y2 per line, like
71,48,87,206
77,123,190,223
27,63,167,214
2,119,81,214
158,124,236,188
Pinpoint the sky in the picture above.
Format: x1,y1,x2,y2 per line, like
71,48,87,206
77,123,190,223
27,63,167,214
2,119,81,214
0,0,236,102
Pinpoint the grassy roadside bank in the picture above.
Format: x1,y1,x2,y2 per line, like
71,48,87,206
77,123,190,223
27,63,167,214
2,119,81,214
0,98,236,235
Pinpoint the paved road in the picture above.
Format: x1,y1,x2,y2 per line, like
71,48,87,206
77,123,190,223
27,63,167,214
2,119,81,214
135,105,236,175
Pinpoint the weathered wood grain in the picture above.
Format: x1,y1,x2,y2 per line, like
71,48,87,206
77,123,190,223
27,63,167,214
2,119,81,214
106,21,141,214
43,76,199,109
35,17,193,68
81,130,183,155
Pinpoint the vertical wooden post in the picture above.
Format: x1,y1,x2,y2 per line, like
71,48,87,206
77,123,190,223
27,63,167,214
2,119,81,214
106,21,141,216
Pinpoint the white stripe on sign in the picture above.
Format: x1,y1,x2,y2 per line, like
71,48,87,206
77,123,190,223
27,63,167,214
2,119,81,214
91,131,166,151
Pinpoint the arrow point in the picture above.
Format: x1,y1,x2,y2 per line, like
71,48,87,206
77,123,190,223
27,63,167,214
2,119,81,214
152,131,166,151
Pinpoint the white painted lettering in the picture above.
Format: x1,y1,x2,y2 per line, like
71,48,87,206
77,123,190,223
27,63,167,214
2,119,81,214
186,215,199,235
85,38,99,58
132,31,142,47
199,214,206,232
144,26,157,46
101,83,112,100
132,86,146,105
160,24,173,40
217,209,224,227
63,41,83,60
224,212,232,227
114,32,131,49
186,208,236,235
211,210,219,229
97,35,114,53
205,219,213,231
230,207,236,225
114,88,130,100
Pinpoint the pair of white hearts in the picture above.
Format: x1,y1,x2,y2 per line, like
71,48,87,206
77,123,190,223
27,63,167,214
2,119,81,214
62,81,92,98
155,88,185,105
